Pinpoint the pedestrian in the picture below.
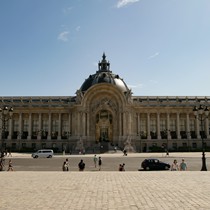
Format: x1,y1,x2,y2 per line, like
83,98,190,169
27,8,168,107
7,159,14,171
62,161,67,171
180,159,187,171
0,158,4,171
8,150,12,157
122,163,125,171
78,159,85,171
93,154,98,168
98,156,102,171
123,149,127,156
171,159,179,171
65,158,69,171
119,164,123,171
119,163,125,171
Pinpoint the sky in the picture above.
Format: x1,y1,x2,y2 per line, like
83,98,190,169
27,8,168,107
0,0,210,97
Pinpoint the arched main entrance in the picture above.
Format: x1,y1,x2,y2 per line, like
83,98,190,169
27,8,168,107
95,110,113,142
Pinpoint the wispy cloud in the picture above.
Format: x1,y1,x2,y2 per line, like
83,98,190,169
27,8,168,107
63,7,73,15
57,31,69,42
128,83,143,89
116,0,139,8
148,52,160,59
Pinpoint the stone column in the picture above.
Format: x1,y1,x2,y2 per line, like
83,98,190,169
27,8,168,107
0,119,2,140
37,113,42,140
47,113,52,140
18,113,23,140
137,113,140,135
167,113,171,139
205,117,209,139
8,117,13,139
186,113,191,139
147,113,151,139
176,112,181,139
27,113,32,140
58,113,61,140
82,112,86,136
157,112,161,139
69,113,71,138
195,117,201,139
86,112,89,137
123,112,127,136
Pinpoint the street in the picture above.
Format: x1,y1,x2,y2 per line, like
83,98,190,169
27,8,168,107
1,152,210,171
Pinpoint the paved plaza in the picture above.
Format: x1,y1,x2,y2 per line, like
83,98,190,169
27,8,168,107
1,152,210,210
1,171,210,210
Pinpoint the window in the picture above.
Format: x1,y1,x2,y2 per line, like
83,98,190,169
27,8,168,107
192,143,197,149
42,143,46,149
32,143,36,149
170,119,176,131
32,120,38,132
160,119,166,131
23,119,28,132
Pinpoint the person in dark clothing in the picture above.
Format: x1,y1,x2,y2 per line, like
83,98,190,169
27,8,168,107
98,157,102,171
78,159,85,171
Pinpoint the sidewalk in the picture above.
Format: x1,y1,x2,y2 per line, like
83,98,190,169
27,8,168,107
1,171,210,210
8,151,210,158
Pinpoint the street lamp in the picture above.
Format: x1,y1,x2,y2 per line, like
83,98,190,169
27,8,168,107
0,106,13,151
193,105,209,171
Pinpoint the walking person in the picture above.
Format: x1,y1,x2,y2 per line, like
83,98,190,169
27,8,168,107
180,159,187,171
7,159,14,171
65,158,69,171
171,159,179,171
98,156,102,171
78,159,85,171
93,154,98,168
62,161,67,171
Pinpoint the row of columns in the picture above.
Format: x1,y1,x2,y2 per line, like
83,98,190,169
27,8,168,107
137,112,210,139
0,112,73,140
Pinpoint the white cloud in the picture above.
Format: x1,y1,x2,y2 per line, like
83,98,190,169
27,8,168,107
116,0,139,8
148,52,160,59
63,7,73,15
128,83,143,89
57,31,69,42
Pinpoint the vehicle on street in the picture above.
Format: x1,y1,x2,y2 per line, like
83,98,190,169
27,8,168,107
141,158,170,171
32,149,54,158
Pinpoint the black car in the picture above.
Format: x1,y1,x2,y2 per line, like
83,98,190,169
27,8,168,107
141,158,170,171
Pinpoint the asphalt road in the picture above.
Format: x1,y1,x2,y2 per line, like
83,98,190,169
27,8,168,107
1,153,209,171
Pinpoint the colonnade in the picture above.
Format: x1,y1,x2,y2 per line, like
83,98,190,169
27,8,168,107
136,112,210,140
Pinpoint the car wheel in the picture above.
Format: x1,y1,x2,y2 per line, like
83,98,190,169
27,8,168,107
34,155,38,158
47,155,52,158
165,166,169,170
145,166,150,171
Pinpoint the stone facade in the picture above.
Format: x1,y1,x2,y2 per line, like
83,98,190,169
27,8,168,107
0,54,210,153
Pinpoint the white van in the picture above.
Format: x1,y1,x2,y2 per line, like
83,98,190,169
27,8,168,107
32,149,54,158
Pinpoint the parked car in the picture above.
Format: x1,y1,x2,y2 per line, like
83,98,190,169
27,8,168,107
32,149,54,158
141,158,170,171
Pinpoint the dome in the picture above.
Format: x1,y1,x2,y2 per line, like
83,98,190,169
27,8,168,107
80,54,130,93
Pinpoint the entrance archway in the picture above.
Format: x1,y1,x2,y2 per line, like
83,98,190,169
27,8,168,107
95,110,113,142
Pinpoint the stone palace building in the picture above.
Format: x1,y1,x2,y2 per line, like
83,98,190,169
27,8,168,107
0,54,210,153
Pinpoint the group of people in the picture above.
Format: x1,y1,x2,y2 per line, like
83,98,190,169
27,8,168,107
0,151,14,171
93,155,102,170
62,156,102,171
171,159,187,171
119,163,125,171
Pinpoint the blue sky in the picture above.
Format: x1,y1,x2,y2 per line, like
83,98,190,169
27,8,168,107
0,0,210,97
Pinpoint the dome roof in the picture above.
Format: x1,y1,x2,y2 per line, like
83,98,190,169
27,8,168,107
80,54,130,93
